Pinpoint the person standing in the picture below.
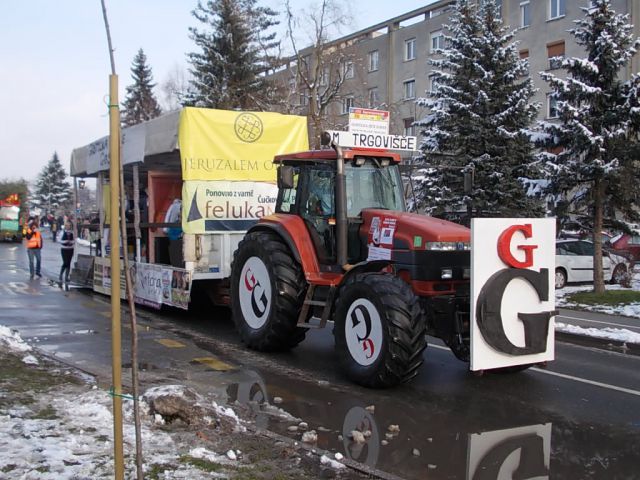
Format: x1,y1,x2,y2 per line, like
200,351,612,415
59,222,74,290
25,217,43,279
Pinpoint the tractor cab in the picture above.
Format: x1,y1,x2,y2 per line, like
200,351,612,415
274,148,404,267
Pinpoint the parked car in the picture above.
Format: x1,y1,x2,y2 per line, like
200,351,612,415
555,239,629,289
610,230,640,264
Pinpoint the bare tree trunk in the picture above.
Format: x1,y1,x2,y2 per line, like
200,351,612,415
593,178,605,294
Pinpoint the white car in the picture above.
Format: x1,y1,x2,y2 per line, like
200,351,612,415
555,239,628,289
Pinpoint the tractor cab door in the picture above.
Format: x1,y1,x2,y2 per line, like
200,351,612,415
299,167,337,265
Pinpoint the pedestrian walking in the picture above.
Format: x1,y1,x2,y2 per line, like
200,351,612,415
59,222,74,290
51,219,58,242
25,217,43,279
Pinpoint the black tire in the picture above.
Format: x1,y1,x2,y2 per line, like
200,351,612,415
334,273,426,388
230,230,307,351
611,264,627,285
554,268,567,289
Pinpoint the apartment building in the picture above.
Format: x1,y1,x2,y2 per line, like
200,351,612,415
273,0,640,142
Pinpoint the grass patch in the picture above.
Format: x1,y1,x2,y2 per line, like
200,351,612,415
146,463,177,479
1,465,17,473
33,405,58,420
567,290,640,306
179,455,225,473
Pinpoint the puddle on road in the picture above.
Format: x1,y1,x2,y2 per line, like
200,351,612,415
224,368,640,479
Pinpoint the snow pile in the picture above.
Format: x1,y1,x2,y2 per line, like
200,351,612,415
556,322,640,344
555,271,640,319
0,324,38,365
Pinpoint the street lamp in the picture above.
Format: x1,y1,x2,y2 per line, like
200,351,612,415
79,179,86,189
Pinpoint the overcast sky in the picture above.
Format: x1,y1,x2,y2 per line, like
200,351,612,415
0,0,436,182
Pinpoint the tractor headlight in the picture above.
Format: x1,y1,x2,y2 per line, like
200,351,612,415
425,241,470,251
441,268,453,280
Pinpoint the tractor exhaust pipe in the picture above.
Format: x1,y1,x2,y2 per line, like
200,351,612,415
322,132,349,269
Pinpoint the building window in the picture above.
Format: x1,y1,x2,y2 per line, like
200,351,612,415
405,38,416,61
519,49,530,75
429,75,440,94
342,60,354,79
368,50,379,72
319,66,329,87
342,96,354,115
404,118,415,137
520,1,531,27
430,30,444,53
547,41,565,69
368,87,379,108
403,79,415,100
547,94,559,118
549,0,565,19
299,91,309,106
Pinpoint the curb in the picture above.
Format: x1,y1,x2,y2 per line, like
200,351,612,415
556,331,640,356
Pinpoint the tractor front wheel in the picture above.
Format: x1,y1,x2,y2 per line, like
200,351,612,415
334,273,426,388
230,230,306,351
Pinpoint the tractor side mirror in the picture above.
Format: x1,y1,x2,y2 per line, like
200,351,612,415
278,166,295,189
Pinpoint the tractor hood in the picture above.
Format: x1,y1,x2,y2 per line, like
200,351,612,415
361,209,470,251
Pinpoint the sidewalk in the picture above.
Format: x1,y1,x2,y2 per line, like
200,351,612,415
16,238,640,354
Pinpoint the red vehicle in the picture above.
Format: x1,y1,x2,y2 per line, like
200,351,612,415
610,230,640,264
230,142,475,388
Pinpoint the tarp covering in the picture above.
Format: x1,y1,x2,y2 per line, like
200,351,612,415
69,110,181,176
178,107,309,182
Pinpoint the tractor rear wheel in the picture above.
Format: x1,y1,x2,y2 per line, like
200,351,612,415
334,273,426,388
230,230,307,351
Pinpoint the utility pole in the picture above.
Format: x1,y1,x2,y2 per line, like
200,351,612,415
100,1,124,479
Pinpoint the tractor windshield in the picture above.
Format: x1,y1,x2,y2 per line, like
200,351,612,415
345,160,405,217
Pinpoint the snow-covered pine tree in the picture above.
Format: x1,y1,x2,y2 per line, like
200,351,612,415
32,152,71,216
414,0,541,222
537,0,640,293
185,0,280,110
121,48,162,127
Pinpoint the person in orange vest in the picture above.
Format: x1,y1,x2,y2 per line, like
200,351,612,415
25,217,43,279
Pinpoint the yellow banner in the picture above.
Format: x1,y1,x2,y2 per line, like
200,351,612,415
179,107,309,182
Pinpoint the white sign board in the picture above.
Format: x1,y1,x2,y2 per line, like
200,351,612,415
326,130,417,151
86,123,146,174
348,108,390,135
470,218,556,371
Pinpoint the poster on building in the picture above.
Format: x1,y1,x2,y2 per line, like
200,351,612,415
167,268,192,309
92,256,126,298
182,180,278,234
92,258,192,310
130,263,163,309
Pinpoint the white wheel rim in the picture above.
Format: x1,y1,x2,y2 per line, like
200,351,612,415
555,271,564,288
344,298,383,366
238,256,272,329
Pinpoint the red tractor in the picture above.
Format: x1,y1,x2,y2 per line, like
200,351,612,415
231,141,471,387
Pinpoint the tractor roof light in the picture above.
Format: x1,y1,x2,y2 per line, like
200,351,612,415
354,156,366,166
380,158,390,167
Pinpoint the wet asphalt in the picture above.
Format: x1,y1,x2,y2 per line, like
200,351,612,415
1,241,639,479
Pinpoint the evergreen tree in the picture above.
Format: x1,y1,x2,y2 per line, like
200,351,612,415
185,0,279,109
32,152,72,216
414,0,541,222
121,48,162,127
537,0,640,293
